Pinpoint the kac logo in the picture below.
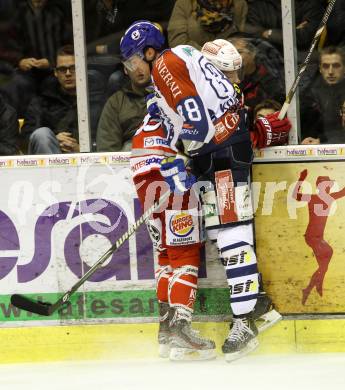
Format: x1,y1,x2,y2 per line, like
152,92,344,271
131,30,140,40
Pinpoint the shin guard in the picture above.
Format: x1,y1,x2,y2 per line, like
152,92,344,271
155,264,172,303
168,265,198,322
220,243,259,316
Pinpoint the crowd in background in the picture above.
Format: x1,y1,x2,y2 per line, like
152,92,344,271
1,0,345,156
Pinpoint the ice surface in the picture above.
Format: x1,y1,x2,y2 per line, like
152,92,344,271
0,353,344,390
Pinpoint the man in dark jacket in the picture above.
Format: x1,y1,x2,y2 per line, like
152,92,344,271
0,0,21,85
85,0,175,55
309,46,345,143
244,0,324,55
2,0,72,116
22,44,79,154
96,56,152,152
0,92,18,156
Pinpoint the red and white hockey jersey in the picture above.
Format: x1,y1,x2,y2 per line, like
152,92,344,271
151,45,249,156
130,114,177,179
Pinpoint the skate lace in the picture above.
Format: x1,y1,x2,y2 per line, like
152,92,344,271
182,324,207,342
228,319,254,343
189,328,201,337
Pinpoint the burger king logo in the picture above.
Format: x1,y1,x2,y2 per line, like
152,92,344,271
169,212,194,237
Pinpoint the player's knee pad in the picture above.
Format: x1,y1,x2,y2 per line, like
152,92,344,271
217,223,254,249
155,265,172,303
168,265,199,319
220,241,259,316
157,249,169,266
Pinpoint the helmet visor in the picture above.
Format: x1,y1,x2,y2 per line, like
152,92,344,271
122,53,146,72
223,66,245,84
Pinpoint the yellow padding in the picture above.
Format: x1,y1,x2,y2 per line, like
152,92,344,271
1,319,345,364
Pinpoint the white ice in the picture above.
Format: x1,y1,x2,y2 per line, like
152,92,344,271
1,354,345,390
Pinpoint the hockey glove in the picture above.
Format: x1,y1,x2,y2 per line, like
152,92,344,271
252,112,291,148
145,86,160,118
160,157,196,195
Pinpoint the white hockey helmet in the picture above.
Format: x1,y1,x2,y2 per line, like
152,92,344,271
201,39,242,72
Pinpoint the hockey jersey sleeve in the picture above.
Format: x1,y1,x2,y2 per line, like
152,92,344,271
130,114,177,179
152,50,213,143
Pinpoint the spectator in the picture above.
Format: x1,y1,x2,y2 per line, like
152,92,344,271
298,95,324,145
1,0,72,116
85,0,175,55
244,0,324,57
16,0,70,69
96,58,151,152
295,61,325,145
308,46,345,143
21,45,79,154
231,37,285,122
251,37,285,81
85,1,174,107
254,99,281,119
0,91,18,156
50,0,73,22
167,0,248,49
0,0,21,87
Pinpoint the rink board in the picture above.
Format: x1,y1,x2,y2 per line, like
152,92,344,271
252,157,345,314
0,150,344,326
0,153,227,327
1,149,345,362
1,319,345,363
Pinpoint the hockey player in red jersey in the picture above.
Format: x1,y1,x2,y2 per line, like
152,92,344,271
121,21,291,361
130,114,216,361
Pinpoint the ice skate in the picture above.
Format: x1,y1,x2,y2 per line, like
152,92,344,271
169,319,216,361
252,292,282,333
158,303,171,358
222,316,259,362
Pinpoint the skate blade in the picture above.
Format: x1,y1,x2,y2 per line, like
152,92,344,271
169,347,216,361
256,309,282,333
224,338,259,363
159,343,170,358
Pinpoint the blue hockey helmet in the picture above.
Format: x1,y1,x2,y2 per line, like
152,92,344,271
120,20,165,61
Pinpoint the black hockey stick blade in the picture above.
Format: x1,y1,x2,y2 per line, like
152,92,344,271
10,294,53,316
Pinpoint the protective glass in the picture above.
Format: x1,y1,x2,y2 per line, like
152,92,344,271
122,53,146,72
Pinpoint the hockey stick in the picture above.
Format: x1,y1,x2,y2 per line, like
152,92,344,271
278,0,337,120
11,189,171,316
